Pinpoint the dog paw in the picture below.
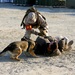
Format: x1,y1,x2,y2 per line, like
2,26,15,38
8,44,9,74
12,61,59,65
11,57,21,61
34,55,40,58
15,58,21,61
55,49,62,56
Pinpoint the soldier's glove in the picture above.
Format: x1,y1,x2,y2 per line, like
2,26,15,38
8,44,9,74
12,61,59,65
38,33,44,36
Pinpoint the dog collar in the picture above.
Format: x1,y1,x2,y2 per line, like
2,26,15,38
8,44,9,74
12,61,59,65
47,41,58,53
47,42,54,52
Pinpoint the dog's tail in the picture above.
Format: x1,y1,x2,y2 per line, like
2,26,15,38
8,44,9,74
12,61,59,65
0,46,9,56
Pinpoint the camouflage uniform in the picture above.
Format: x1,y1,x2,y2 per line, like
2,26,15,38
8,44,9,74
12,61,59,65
21,7,48,40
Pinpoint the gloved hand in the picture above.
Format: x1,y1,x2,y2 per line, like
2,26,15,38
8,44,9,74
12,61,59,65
38,33,45,36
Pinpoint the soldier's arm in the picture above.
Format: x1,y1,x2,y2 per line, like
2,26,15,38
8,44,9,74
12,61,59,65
20,15,26,26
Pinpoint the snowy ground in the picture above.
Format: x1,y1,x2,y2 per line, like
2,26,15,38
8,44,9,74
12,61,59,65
0,3,75,75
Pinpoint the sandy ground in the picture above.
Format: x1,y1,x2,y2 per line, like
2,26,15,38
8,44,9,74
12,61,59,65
0,3,75,75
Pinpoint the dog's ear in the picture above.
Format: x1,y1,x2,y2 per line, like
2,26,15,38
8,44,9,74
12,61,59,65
68,40,73,46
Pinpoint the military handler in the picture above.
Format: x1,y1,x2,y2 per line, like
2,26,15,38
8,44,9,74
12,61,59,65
20,7,49,41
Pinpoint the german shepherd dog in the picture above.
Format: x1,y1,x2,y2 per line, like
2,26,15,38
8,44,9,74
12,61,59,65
0,40,37,61
34,36,74,56
34,36,61,56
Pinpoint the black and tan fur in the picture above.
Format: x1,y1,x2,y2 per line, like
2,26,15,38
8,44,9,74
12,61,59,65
0,40,37,61
43,36,74,56
56,37,73,52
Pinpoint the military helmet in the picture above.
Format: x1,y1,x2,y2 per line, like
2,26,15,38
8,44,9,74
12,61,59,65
27,6,37,12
